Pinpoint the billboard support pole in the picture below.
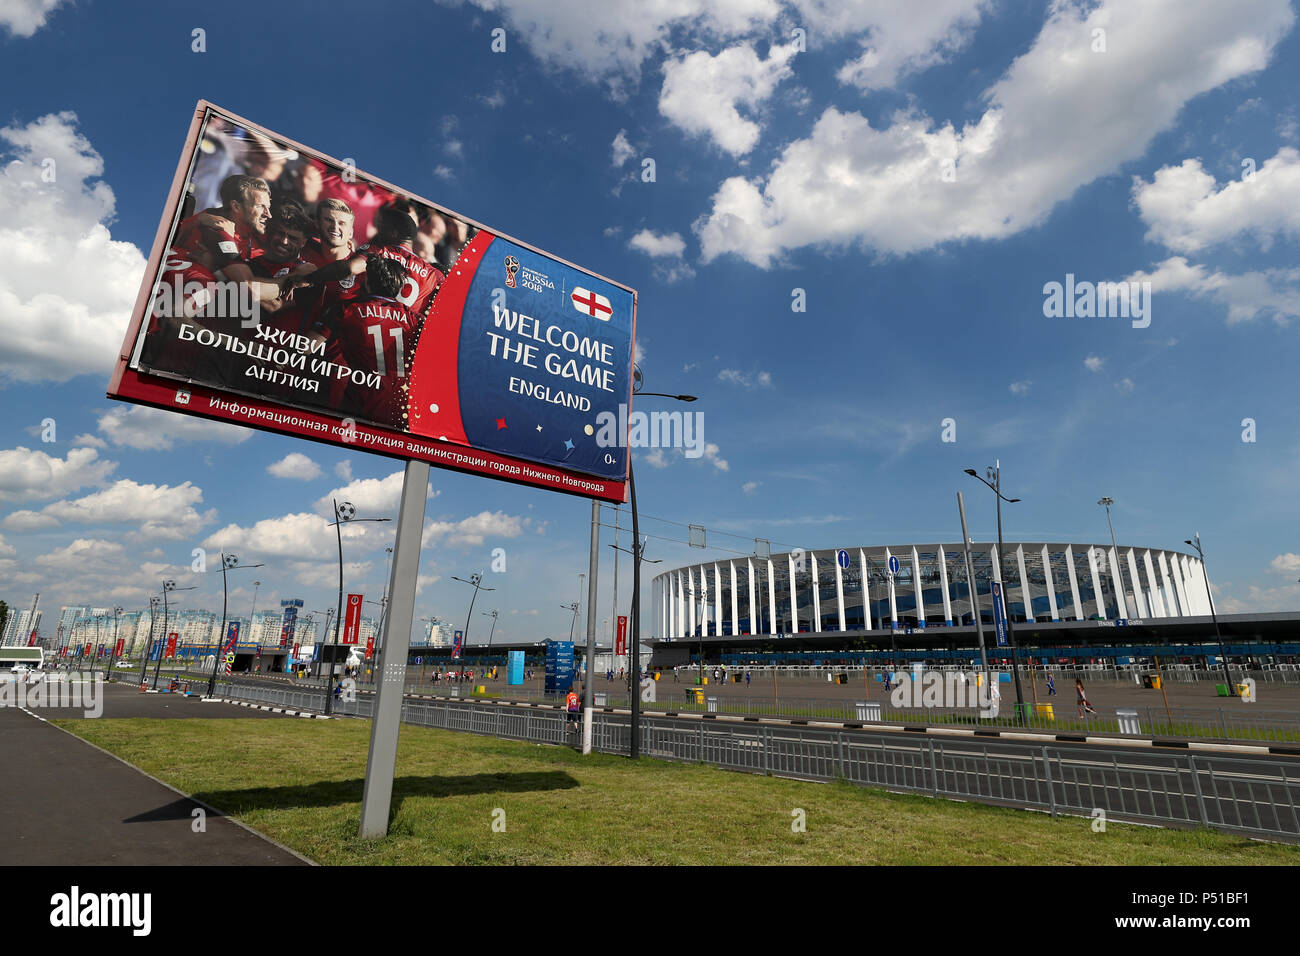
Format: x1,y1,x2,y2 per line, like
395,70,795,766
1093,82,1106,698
582,500,600,754
359,458,430,839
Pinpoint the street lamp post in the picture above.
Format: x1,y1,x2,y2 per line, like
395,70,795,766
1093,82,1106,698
155,580,196,690
625,377,698,759
1185,534,1235,697
205,554,264,696
451,572,494,679
106,606,124,682
325,500,390,715
964,462,1027,723
482,609,498,671
1097,497,1125,680
138,597,160,688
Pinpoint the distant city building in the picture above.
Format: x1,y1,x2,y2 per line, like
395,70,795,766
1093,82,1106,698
3,608,43,647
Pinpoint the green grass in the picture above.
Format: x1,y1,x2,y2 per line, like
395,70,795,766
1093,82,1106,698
54,717,1300,866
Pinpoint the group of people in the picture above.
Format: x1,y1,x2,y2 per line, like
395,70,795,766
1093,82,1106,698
146,121,477,431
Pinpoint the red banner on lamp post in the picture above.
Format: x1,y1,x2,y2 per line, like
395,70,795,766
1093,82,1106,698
343,594,363,645
616,616,627,656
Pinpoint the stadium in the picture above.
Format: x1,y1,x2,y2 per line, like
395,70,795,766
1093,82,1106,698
648,542,1300,667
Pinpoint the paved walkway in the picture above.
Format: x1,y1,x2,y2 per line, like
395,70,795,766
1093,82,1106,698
0,682,309,865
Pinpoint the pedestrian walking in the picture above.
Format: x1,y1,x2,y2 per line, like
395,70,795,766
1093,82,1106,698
565,685,581,736
1046,673,1056,696
1076,678,1097,717
745,671,751,687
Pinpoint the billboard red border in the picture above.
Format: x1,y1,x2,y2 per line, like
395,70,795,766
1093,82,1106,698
108,101,635,503
112,368,628,502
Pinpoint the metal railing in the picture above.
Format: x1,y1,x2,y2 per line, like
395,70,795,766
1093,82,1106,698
210,680,1300,842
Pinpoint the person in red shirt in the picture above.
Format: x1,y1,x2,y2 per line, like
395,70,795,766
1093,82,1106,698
565,685,581,735
142,219,240,376
300,198,361,310
173,175,271,282
284,201,443,328
318,256,416,428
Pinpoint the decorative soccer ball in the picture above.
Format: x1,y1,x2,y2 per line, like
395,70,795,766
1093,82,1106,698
223,553,239,568
337,501,356,521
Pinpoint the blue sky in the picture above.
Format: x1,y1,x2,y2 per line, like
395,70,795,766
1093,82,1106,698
2,0,1299,646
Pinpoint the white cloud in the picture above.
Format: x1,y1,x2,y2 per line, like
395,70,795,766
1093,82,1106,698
1126,256,1300,325
0,112,147,384
1115,377,1135,394
0,0,66,37
0,446,116,504
204,512,387,560
290,558,373,589
432,164,454,179
2,509,59,531
717,368,772,387
35,478,210,540
1084,355,1105,373
1269,553,1300,573
70,433,106,448
334,460,353,481
628,229,687,258
659,41,797,156
702,442,729,471
642,448,669,468
268,453,323,481
611,129,635,167
0,533,16,557
97,405,252,450
1009,380,1031,395
421,511,527,548
742,480,760,495
1133,147,1300,254
796,0,991,91
416,573,442,594
457,0,781,90
696,0,1295,266
315,470,435,519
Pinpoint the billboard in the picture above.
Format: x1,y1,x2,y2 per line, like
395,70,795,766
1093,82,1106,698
108,102,635,503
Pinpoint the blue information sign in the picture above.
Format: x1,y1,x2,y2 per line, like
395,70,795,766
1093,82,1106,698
888,555,901,574
837,549,850,570
545,641,575,694
991,581,1009,648
508,650,524,685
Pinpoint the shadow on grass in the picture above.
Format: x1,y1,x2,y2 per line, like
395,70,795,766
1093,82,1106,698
141,770,581,823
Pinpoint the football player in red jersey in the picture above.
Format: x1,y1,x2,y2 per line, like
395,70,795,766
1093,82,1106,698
245,200,317,344
300,197,361,308
319,256,416,428
142,219,244,377
284,201,443,328
173,175,271,284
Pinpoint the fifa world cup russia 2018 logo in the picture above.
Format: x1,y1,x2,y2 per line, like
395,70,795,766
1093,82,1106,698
504,256,520,288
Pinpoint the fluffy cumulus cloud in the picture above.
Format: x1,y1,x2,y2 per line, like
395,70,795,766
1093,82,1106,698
314,470,436,519
1084,355,1105,373
696,0,1295,266
454,0,781,89
204,512,387,560
659,41,798,156
24,479,212,540
1126,257,1300,325
268,453,323,480
1133,148,1300,254
0,0,66,37
0,446,116,504
1269,553,1300,574
421,510,527,548
628,229,687,258
97,405,251,450
794,0,991,90
0,112,148,383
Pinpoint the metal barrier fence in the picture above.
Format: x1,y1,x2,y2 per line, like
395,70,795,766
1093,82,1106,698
211,680,1300,842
